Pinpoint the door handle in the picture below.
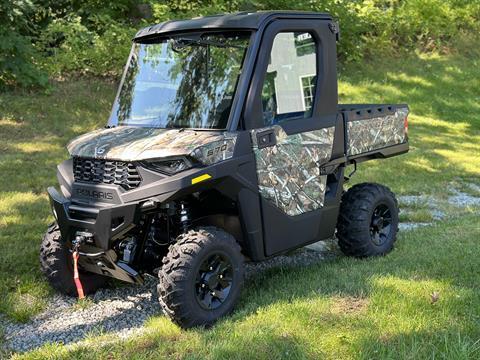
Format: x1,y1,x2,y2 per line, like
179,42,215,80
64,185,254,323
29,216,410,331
256,129,276,149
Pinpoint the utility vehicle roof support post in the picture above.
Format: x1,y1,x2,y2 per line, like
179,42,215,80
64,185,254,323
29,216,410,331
107,45,136,128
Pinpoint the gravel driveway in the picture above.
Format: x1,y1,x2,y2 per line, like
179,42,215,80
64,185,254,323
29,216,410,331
3,182,478,354
2,240,337,353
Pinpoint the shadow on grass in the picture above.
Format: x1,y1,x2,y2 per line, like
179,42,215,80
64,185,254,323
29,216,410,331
1,55,480,357
8,215,479,358
340,55,480,127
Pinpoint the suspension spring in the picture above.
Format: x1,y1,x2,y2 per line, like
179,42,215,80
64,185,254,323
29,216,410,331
178,201,191,233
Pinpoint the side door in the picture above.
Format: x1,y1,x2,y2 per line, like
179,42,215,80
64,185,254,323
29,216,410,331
244,18,343,256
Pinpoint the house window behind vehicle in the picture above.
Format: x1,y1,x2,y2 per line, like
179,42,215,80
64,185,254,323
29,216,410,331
295,32,315,56
301,75,316,111
261,31,317,125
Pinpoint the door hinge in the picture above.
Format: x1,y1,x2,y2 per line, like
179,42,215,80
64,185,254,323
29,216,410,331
329,22,340,41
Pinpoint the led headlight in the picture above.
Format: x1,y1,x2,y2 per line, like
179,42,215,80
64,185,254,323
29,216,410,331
142,157,193,175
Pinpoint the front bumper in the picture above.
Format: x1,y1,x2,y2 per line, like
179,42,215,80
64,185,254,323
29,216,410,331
48,186,143,283
48,187,137,250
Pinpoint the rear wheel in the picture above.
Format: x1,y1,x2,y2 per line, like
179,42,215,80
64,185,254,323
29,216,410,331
40,223,108,296
157,227,244,328
336,183,399,257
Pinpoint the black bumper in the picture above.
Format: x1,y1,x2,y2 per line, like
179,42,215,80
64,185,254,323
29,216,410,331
48,187,143,284
48,187,137,250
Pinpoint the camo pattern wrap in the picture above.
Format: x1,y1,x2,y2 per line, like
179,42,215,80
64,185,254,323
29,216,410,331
347,107,408,156
67,126,237,164
252,125,335,216
190,136,237,165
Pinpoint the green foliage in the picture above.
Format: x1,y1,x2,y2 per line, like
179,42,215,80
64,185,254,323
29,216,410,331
355,0,480,56
1,0,480,89
0,0,140,89
36,0,140,78
0,0,48,89
153,0,480,61
38,16,135,77
0,31,48,89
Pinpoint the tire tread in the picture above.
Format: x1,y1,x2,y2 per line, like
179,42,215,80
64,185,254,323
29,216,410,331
337,183,399,257
157,227,243,328
40,222,107,296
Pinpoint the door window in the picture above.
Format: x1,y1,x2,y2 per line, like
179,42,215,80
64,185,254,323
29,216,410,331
261,32,317,125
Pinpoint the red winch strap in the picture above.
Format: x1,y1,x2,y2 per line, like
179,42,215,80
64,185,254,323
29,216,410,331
72,250,85,299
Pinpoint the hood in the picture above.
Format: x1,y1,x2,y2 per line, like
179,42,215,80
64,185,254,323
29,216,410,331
67,126,237,163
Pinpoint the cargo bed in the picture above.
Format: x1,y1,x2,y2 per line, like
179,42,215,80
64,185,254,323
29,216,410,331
338,104,409,162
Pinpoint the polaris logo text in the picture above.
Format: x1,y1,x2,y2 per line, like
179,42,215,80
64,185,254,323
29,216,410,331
94,144,109,156
76,188,114,200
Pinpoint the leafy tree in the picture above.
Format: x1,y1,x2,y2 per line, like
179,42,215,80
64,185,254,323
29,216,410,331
0,0,48,89
1,0,479,89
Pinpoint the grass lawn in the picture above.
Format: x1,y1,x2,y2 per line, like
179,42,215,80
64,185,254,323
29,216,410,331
1,52,479,358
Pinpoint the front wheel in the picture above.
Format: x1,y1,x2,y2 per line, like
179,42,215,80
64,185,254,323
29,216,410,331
40,223,108,296
157,227,244,328
336,183,399,257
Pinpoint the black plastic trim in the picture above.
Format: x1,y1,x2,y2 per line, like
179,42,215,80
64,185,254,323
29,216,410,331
134,11,332,40
48,187,137,250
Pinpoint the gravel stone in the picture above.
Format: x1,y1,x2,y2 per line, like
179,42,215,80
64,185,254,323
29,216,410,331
398,195,431,206
398,222,431,231
448,187,480,207
3,182,477,354
2,241,337,354
2,277,158,353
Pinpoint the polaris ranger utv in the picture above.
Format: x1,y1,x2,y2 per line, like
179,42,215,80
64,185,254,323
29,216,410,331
41,11,409,328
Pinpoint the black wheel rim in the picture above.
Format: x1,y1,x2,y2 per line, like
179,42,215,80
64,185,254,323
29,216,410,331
195,253,233,310
370,204,392,246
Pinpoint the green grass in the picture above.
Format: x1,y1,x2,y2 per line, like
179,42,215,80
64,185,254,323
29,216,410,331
339,53,480,195
9,215,480,359
1,53,479,358
0,80,117,323
399,207,434,223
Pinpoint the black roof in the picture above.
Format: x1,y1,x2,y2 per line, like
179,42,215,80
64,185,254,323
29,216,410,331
134,11,332,40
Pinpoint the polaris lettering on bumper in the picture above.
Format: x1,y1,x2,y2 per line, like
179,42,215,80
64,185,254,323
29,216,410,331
71,183,122,204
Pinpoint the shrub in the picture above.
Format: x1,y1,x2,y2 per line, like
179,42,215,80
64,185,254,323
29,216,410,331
38,16,135,78
0,0,48,89
1,0,479,89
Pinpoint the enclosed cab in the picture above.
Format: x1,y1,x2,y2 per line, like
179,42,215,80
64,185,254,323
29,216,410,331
41,11,409,328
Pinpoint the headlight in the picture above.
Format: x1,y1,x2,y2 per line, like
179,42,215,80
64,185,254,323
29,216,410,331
142,157,193,175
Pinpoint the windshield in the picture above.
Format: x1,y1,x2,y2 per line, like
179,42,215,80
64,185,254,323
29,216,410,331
109,32,250,129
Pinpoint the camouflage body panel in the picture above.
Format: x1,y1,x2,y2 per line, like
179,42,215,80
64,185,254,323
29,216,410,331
251,125,335,216
67,126,237,164
347,107,408,156
190,137,236,166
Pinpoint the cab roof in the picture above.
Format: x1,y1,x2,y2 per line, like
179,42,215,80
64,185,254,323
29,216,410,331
134,11,332,41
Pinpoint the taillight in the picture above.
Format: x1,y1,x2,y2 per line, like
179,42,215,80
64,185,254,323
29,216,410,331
404,116,409,136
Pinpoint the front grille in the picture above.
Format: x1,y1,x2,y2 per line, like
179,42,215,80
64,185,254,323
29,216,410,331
73,157,141,190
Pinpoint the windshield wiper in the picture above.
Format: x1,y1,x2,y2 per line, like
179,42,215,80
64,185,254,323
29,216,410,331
164,124,187,131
